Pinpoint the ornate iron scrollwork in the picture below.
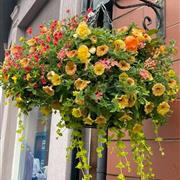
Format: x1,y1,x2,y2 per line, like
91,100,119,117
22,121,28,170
112,0,166,37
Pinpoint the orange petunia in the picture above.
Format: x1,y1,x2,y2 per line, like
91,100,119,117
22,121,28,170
66,50,77,58
125,36,139,51
96,45,109,57
65,61,77,75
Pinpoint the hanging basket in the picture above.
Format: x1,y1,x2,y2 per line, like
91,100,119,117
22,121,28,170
0,13,179,180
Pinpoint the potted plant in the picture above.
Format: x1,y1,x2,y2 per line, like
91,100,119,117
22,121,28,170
0,14,179,180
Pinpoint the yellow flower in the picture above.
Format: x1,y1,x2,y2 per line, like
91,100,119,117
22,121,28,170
76,21,91,39
15,96,23,103
51,101,61,110
95,115,107,126
96,45,109,57
152,83,165,96
83,115,94,125
47,71,61,86
119,72,129,81
40,106,52,116
143,33,152,42
12,75,17,83
19,58,30,67
116,26,128,33
128,93,137,107
132,28,144,41
65,61,77,76
19,37,25,42
26,38,36,46
94,62,105,76
113,39,126,51
74,78,90,91
133,124,142,133
119,60,131,71
118,95,129,109
72,108,82,118
90,35,97,44
26,73,31,81
168,79,177,89
77,45,90,63
51,74,61,86
43,86,54,96
144,102,154,114
119,113,132,121
157,102,170,116
168,69,176,78
127,77,135,86
128,56,136,64
75,97,85,105
29,47,36,53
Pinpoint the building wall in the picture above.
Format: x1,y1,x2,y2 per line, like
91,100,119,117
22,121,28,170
107,1,180,180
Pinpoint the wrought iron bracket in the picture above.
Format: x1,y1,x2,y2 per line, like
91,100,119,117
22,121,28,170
113,0,166,38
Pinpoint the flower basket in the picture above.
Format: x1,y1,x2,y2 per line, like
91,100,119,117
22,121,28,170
0,14,179,180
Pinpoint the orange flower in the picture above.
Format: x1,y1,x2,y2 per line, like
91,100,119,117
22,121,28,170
96,45,109,57
152,83,165,96
90,35,97,44
66,50,77,58
74,78,90,91
119,60,131,71
43,86,54,96
125,36,139,51
168,79,177,89
65,61,77,75
127,77,135,86
116,26,128,33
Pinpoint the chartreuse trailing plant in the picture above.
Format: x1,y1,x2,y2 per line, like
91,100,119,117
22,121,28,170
0,13,179,179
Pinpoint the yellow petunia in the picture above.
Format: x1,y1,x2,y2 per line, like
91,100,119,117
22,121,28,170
119,113,132,121
75,97,85,105
113,39,126,51
74,78,90,91
133,124,143,133
72,108,82,118
95,115,107,126
83,115,94,125
168,79,177,89
51,101,61,110
144,102,154,114
152,83,165,96
19,58,30,67
157,102,170,116
47,71,61,86
94,62,105,76
96,45,109,57
15,96,23,103
118,95,129,109
76,21,91,39
43,86,54,96
119,72,129,81
26,38,36,46
40,106,52,116
90,35,97,44
65,61,77,76
128,93,137,107
26,73,31,81
127,77,135,86
168,69,176,78
77,45,90,64
119,60,131,71
12,75,17,83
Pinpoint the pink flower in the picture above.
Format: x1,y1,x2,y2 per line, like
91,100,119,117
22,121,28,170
139,69,152,80
111,60,119,67
57,49,66,60
95,91,103,102
26,27,32,35
99,59,111,69
144,58,157,69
